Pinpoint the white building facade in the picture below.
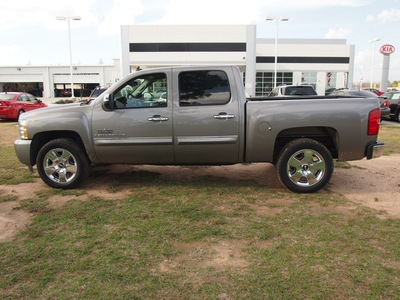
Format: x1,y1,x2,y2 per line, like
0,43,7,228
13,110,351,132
0,59,121,98
0,24,354,97
121,24,354,96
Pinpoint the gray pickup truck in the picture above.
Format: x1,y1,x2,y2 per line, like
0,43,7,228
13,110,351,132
14,65,384,193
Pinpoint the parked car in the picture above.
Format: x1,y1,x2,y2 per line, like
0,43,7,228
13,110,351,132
363,88,384,96
61,90,72,97
0,92,47,120
89,87,108,101
329,89,390,119
380,91,400,122
268,85,318,97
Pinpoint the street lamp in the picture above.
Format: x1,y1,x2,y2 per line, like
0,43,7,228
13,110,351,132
369,37,381,89
266,16,289,88
56,16,81,98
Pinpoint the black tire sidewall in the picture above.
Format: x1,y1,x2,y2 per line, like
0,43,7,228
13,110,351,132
276,138,334,193
37,139,89,189
17,110,24,121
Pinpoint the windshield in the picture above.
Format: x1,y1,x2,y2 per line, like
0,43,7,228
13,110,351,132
0,94,15,101
284,86,317,96
348,90,377,97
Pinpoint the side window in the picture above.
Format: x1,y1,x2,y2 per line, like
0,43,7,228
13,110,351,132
18,95,29,102
179,70,231,106
28,95,38,102
113,73,167,109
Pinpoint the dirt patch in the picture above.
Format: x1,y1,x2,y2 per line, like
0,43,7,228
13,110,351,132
159,240,250,273
1,155,399,242
330,154,400,219
0,200,32,242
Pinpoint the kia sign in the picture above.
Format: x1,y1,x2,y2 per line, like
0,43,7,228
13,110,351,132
380,44,395,55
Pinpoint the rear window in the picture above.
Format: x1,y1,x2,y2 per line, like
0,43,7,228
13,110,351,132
284,86,317,96
179,70,231,106
0,94,14,101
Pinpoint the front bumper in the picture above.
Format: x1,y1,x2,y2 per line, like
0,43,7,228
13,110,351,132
14,139,32,166
366,141,385,159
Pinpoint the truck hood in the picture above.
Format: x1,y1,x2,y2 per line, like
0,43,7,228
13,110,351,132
19,102,91,122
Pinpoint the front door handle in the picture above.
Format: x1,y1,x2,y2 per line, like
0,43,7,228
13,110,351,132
148,115,169,122
214,113,235,120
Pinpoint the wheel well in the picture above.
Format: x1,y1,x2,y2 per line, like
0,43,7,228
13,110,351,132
273,127,338,163
30,131,88,166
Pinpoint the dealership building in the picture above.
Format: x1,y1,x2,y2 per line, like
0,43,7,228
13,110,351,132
0,24,354,98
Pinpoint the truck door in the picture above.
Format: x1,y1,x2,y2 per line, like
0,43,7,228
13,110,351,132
173,68,240,164
91,71,174,164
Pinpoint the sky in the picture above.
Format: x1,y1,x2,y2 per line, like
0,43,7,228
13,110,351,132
0,0,399,85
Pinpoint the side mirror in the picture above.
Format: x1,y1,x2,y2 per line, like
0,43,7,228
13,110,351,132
103,94,113,111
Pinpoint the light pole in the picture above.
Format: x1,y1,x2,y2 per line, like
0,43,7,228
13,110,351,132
56,16,81,98
266,17,289,88
369,37,381,89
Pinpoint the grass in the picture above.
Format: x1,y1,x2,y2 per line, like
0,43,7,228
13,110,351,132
0,123,37,185
0,123,399,298
1,176,399,299
379,125,400,155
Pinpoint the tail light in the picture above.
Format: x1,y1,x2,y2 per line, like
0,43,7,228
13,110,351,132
382,100,390,107
368,108,381,136
0,101,11,108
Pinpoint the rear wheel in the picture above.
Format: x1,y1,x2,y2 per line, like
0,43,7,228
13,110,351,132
36,139,89,189
276,138,334,193
396,110,400,122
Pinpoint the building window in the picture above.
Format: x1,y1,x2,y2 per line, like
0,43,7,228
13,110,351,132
301,72,317,89
255,72,293,96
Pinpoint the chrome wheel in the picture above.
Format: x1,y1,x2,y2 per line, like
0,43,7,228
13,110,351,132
287,149,326,187
43,148,78,184
276,138,333,193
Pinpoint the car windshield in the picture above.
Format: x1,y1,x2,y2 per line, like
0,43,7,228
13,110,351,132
382,92,400,100
284,86,317,96
348,90,377,97
0,94,15,100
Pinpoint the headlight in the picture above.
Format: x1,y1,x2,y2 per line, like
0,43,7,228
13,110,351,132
19,120,28,139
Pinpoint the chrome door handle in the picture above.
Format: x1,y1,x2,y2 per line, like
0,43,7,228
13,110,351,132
214,113,235,120
148,115,169,122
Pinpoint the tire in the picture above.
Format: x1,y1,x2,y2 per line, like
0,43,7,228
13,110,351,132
396,110,400,123
17,109,24,120
36,139,89,189
275,138,334,193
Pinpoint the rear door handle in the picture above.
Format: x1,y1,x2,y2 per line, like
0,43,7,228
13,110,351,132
148,115,169,122
214,113,235,120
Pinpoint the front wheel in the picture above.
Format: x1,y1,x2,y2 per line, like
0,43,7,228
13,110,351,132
36,139,89,189
276,138,334,193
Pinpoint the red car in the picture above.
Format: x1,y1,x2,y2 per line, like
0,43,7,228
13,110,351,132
363,88,384,96
0,92,47,120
